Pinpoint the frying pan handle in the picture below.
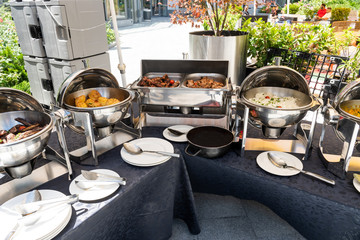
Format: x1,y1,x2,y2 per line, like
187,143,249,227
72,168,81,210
185,144,201,157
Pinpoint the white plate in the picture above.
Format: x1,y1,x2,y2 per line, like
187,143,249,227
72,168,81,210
256,151,303,176
163,125,194,142
2,190,72,240
353,178,360,193
121,138,174,167
69,169,120,201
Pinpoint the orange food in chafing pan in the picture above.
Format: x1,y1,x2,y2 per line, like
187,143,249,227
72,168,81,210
74,90,120,108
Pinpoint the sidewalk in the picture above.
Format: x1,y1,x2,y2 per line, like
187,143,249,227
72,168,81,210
108,17,194,86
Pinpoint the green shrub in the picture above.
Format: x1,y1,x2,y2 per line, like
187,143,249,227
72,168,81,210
0,6,30,94
331,7,351,20
289,3,300,14
106,20,116,44
240,19,336,67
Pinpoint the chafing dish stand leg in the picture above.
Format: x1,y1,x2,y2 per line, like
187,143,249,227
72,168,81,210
240,106,250,157
319,116,360,179
293,108,319,161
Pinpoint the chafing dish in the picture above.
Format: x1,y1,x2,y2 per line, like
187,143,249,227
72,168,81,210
237,66,321,160
320,80,360,178
130,60,233,129
56,68,140,166
0,88,71,179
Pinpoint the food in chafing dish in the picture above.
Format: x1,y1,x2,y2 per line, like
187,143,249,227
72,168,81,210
343,105,360,118
75,90,120,108
248,93,300,109
186,77,224,88
138,74,179,87
0,118,47,144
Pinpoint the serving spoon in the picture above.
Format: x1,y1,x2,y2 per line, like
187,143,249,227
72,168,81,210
167,128,186,136
267,152,335,185
81,170,126,185
123,142,180,158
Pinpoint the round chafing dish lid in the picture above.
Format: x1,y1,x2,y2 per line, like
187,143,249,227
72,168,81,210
0,88,44,113
57,68,120,106
239,66,311,96
333,79,360,110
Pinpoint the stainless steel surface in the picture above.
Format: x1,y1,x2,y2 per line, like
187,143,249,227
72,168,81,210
140,113,230,129
267,152,335,185
123,142,180,158
333,79,360,111
241,87,315,129
0,161,68,204
0,111,54,178
16,194,79,215
62,87,133,128
81,170,126,184
75,180,124,190
189,31,248,86
0,88,44,113
243,138,306,153
239,66,311,96
167,128,186,136
132,60,232,108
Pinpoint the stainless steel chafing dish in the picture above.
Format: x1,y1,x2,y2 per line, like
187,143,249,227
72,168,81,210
0,88,53,178
130,60,233,129
56,68,140,166
237,66,321,160
320,80,360,178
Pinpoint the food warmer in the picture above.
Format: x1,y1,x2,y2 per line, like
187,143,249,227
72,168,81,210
236,66,321,160
56,68,141,166
320,80,360,178
130,60,233,129
0,88,72,179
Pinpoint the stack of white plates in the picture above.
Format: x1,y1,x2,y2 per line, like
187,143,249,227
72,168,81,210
121,137,174,167
1,190,72,240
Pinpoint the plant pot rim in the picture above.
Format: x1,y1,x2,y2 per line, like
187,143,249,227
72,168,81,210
189,30,248,37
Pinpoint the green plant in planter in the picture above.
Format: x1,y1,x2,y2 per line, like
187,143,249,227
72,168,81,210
240,19,295,67
332,7,351,21
339,46,360,82
170,0,252,36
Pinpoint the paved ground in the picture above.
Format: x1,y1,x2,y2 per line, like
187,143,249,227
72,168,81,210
109,17,306,240
108,17,194,86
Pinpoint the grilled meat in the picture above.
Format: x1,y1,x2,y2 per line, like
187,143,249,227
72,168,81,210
139,74,180,88
0,120,46,144
186,77,224,88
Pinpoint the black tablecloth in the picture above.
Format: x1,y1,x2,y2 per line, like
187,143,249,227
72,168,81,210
37,130,201,240
140,125,360,240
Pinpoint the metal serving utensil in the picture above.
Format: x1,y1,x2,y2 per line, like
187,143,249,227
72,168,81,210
15,194,79,216
123,142,180,158
75,180,124,190
81,170,126,185
167,128,186,136
267,152,335,185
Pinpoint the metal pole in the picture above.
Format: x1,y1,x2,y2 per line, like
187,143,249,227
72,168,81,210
253,0,256,15
109,0,127,87
287,0,289,14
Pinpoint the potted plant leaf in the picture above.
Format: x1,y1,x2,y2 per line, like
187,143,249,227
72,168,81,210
169,0,251,86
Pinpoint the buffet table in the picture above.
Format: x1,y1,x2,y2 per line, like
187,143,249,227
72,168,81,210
4,123,360,240
141,125,360,240
40,130,200,240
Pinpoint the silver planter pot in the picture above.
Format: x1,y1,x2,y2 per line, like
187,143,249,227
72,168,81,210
189,31,248,86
